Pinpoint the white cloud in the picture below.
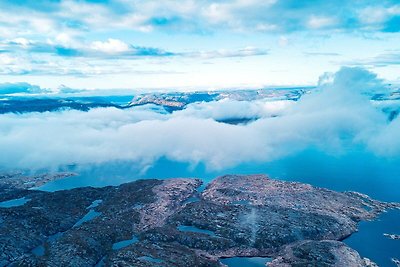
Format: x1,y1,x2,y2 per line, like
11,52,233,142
358,5,400,25
178,99,292,121
11,38,31,47
0,54,16,65
255,23,278,32
0,67,399,171
190,47,268,59
307,16,336,29
91,39,130,54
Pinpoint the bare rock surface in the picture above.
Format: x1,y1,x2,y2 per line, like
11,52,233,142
0,174,397,267
267,240,373,267
383,233,400,240
392,258,400,267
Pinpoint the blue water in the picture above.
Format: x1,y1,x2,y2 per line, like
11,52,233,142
37,162,145,191
112,236,139,250
94,256,106,267
31,245,45,256
0,197,31,208
177,225,216,236
231,200,251,205
48,232,64,242
73,210,102,228
138,256,163,264
87,199,102,209
37,150,400,203
30,232,64,257
344,210,400,267
220,257,271,267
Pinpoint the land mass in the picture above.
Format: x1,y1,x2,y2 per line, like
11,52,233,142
0,174,399,266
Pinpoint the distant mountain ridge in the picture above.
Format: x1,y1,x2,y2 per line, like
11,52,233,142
0,88,310,115
1,87,399,122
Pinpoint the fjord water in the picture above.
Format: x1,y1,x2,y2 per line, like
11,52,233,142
38,148,400,202
220,257,271,267
36,148,400,266
344,210,400,267
0,197,31,208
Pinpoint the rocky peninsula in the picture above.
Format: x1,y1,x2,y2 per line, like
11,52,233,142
0,174,398,266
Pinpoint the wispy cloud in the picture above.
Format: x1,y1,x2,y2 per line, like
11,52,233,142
0,36,269,76
188,47,268,59
0,38,175,58
346,52,400,67
304,52,341,57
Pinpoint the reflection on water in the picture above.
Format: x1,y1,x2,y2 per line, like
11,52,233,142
220,257,271,267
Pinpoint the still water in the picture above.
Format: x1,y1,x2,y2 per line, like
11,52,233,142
0,197,31,208
220,257,271,267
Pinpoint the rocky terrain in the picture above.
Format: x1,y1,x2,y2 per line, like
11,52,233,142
0,174,399,266
0,88,307,115
268,240,378,267
128,89,307,112
384,233,400,240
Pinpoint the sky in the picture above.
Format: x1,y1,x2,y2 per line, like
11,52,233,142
0,0,400,90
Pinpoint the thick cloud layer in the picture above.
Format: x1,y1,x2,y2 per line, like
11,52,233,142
0,67,399,171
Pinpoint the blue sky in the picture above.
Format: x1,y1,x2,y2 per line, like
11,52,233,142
0,0,400,90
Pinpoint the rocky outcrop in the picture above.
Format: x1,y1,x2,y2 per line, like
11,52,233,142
267,240,377,267
1,174,397,266
383,233,400,240
392,258,400,267
137,178,201,231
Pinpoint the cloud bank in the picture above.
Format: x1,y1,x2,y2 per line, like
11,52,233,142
0,67,399,171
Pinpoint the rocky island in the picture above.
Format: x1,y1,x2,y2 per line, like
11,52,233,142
0,174,398,266
384,233,400,240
